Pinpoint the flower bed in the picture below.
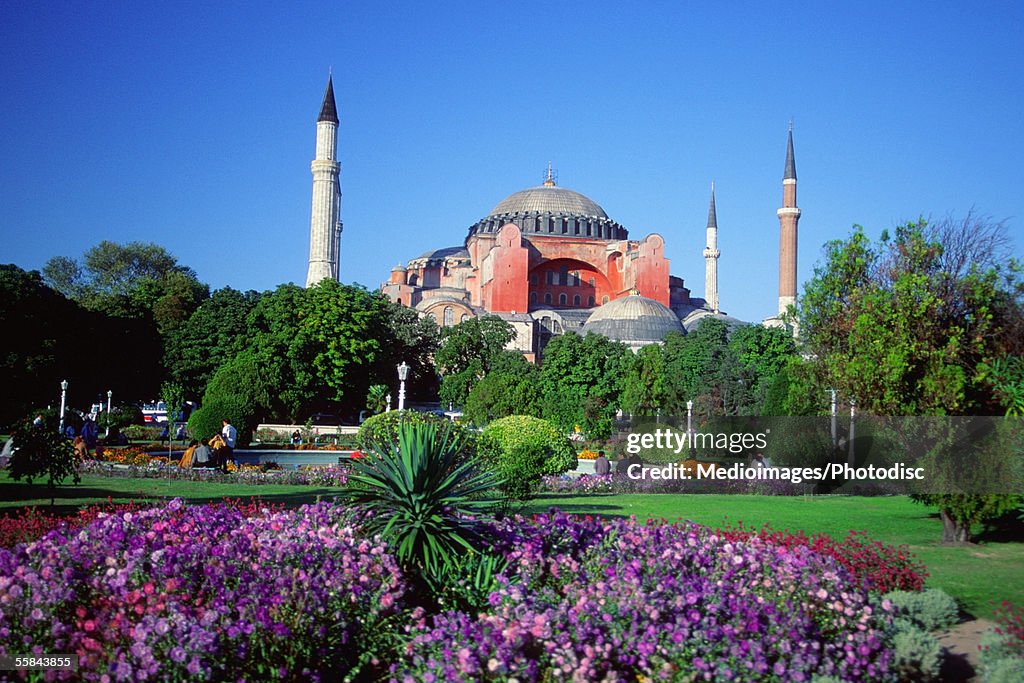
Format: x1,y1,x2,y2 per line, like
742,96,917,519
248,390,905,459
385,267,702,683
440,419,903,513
2,502,907,680
539,471,811,495
76,460,349,487
393,512,896,682
717,522,928,594
0,500,403,680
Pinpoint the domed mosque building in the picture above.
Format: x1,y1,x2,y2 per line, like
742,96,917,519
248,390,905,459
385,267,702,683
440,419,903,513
379,162,761,359
306,74,800,356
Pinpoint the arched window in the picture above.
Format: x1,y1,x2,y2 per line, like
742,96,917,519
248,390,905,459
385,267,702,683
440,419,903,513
573,294,581,307
544,293,552,305
602,296,610,305
443,306,454,327
409,273,419,286
530,292,538,304
460,314,469,323
589,277,595,287
588,296,595,307
530,273,538,285
559,293,567,306
559,265,569,286
571,272,580,286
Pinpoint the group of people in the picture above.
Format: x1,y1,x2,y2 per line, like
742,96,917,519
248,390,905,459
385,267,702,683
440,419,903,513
179,419,237,472
592,450,643,476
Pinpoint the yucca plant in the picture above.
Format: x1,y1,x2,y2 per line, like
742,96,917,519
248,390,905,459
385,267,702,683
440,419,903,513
341,421,499,578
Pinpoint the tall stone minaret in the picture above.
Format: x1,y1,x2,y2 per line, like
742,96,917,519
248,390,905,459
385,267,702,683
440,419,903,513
703,182,720,313
306,75,343,287
777,124,800,316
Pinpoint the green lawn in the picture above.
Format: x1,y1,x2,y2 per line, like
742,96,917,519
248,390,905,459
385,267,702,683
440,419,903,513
0,472,343,515
3,473,1020,619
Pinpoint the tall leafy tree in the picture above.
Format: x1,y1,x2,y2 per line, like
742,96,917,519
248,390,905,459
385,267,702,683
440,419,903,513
799,216,1024,542
435,316,516,408
164,287,260,398
538,332,630,438
800,218,1023,415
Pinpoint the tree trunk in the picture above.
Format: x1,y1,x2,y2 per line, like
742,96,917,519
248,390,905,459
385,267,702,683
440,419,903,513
940,508,971,543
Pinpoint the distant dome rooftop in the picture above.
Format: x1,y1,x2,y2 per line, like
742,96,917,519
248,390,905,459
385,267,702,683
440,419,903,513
583,294,684,346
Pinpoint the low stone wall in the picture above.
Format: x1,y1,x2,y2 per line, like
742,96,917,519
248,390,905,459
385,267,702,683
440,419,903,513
256,423,359,439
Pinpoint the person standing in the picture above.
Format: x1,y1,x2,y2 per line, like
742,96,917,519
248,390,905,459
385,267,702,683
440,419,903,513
220,419,237,473
81,416,99,452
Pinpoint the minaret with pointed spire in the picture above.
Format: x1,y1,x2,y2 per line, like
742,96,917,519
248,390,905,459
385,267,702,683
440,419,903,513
703,182,720,313
777,124,800,316
306,74,343,287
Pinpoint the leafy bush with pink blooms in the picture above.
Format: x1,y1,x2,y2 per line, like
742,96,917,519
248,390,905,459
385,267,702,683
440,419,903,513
0,500,404,681
391,512,897,682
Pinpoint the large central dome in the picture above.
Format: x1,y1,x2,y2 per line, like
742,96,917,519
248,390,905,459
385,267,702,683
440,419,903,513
467,179,628,241
488,185,609,219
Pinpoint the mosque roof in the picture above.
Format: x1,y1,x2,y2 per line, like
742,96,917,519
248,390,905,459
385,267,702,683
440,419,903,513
488,185,609,219
582,294,684,344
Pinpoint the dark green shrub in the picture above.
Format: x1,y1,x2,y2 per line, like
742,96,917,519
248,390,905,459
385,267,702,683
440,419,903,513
356,410,452,450
885,588,959,632
123,424,163,442
187,397,251,446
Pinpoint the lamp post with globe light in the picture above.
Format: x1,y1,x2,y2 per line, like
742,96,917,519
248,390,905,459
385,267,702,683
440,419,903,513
106,390,113,437
397,362,409,411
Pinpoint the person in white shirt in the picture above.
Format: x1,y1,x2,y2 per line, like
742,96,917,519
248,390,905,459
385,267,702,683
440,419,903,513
220,419,238,472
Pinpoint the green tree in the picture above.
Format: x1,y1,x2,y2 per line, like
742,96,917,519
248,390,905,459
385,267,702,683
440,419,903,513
164,287,261,399
800,218,1023,415
8,416,80,504
538,332,631,438
463,354,542,426
187,351,274,444
435,316,516,408
620,344,667,415
44,240,208,322
366,384,389,414
728,323,798,412
297,280,397,406
800,216,1024,542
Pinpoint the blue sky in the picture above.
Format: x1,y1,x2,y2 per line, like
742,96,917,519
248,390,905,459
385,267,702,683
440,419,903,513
2,1,1022,324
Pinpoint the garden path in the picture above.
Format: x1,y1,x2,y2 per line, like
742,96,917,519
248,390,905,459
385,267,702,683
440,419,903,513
937,618,992,682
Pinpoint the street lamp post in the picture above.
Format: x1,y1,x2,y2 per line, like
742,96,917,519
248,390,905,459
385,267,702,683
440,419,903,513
386,394,392,412
848,399,857,463
686,400,693,439
829,389,838,447
106,389,113,437
397,362,409,411
59,380,69,435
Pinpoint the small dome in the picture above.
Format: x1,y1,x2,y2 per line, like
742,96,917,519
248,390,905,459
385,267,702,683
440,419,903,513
489,185,608,219
391,263,407,271
583,294,684,346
